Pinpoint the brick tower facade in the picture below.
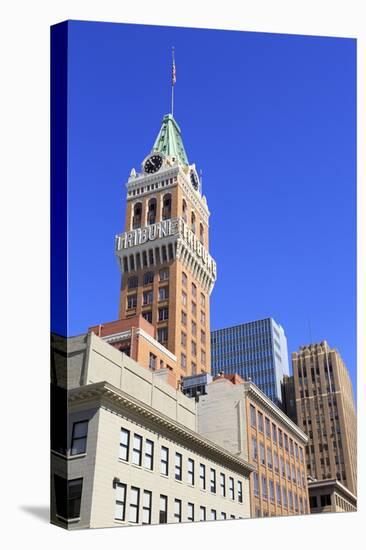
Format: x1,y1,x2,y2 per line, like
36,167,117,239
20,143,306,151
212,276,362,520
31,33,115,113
115,114,216,383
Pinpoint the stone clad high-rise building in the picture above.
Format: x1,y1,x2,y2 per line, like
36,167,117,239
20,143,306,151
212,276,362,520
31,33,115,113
114,114,216,383
292,341,357,495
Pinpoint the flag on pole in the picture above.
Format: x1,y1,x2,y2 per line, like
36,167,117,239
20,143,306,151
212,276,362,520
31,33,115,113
172,47,176,86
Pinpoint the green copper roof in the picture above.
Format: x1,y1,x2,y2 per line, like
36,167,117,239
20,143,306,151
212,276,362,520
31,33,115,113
152,114,189,166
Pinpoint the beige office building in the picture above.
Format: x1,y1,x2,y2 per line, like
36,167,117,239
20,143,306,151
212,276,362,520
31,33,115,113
197,373,309,518
292,341,357,496
51,332,254,529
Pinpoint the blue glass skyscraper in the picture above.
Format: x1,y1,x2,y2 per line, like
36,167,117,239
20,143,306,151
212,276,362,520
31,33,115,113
211,318,290,404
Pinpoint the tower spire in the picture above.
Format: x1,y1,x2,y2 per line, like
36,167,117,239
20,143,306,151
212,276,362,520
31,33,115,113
171,46,176,117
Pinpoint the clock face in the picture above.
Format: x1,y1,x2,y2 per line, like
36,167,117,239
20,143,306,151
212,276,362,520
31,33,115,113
190,170,199,190
144,154,163,174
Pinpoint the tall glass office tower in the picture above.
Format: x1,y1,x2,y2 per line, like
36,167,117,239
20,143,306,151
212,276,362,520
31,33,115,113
211,318,290,404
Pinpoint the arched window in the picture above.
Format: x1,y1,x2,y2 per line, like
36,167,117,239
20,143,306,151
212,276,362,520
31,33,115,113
147,198,157,225
199,223,204,244
132,202,142,229
182,199,187,223
191,211,196,234
162,193,172,220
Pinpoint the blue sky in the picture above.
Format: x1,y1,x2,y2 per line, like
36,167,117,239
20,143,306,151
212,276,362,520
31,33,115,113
65,20,356,393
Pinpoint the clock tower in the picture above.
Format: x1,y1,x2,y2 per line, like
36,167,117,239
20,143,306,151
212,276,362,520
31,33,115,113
115,113,216,382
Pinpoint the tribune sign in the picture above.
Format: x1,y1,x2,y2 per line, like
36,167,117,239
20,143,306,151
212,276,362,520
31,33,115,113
115,218,216,277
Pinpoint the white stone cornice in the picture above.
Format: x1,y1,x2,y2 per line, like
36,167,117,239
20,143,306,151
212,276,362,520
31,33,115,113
69,381,255,476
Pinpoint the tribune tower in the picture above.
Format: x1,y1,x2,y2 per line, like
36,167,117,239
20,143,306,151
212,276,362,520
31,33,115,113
115,113,217,381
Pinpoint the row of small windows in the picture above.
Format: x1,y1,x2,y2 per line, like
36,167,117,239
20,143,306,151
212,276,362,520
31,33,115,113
128,176,177,199
252,437,306,488
253,473,307,513
181,273,206,307
127,286,169,310
250,404,304,463
127,268,169,289
119,428,243,502
115,484,242,524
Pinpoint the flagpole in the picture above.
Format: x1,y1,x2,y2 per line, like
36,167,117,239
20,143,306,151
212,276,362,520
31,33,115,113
171,46,175,117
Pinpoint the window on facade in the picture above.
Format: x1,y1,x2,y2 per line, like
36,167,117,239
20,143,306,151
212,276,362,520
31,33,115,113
191,282,197,298
276,483,281,506
115,482,127,521
269,480,275,503
257,413,263,432
201,330,206,345
182,291,187,306
201,310,205,324
159,495,168,523
199,463,206,489
54,476,83,520
211,509,217,521
158,307,169,321
157,327,168,344
181,331,187,347
142,490,152,524
290,438,294,456
191,212,196,234
309,496,317,509
149,353,157,370
291,464,296,483
282,486,288,508
191,341,197,356
182,199,188,222
181,353,187,370
238,480,243,503
260,443,265,465
253,472,259,496
188,458,195,485
159,268,169,281
272,423,277,443
229,477,234,500
174,499,182,522
70,420,88,455
128,276,138,289
132,203,142,229
160,446,169,476
127,294,137,309
220,473,226,497
289,490,293,510
129,487,140,523
143,290,153,305
132,434,143,466
265,417,271,438
147,198,157,225
187,502,195,522
210,468,216,493
221,512,227,520
191,320,197,336
158,287,169,301
284,433,289,451
181,310,187,325
261,475,267,499
182,272,187,287
191,362,197,375
200,506,206,521
142,310,152,323
191,301,196,316
175,452,182,481
286,461,291,481
119,428,130,461
201,350,206,365
299,447,304,463
143,271,154,285
278,429,283,447
267,448,272,469
199,223,204,244
144,439,154,470
200,293,205,307
320,494,331,507
250,405,256,428
274,451,279,473
162,193,172,220
249,437,257,462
